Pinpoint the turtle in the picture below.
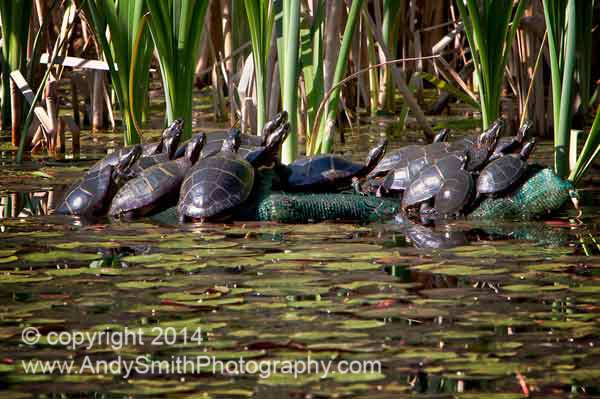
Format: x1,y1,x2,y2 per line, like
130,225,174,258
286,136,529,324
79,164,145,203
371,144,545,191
128,119,184,176
446,118,503,171
177,123,290,222
490,119,532,160
174,111,288,159
55,144,143,217
87,119,183,174
109,133,206,219
377,140,465,195
476,139,536,196
401,152,468,210
282,138,388,192
433,169,475,217
367,128,450,178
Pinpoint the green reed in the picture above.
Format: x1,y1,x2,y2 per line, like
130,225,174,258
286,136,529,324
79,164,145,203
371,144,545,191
85,0,153,144
455,0,526,129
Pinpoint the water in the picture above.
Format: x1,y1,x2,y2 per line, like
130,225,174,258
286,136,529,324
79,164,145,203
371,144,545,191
1,116,599,398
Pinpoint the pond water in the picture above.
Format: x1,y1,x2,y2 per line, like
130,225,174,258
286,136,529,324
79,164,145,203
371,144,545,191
1,115,599,398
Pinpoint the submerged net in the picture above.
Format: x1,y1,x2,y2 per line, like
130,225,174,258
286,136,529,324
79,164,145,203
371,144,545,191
151,167,572,224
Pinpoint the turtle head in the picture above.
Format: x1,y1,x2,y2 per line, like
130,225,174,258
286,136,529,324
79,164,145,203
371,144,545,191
162,118,184,139
223,128,242,153
120,144,143,170
519,138,536,160
478,118,504,152
113,144,143,182
516,120,533,143
262,111,288,138
433,128,450,143
265,122,290,150
365,138,388,171
245,123,289,167
163,119,184,158
186,133,206,165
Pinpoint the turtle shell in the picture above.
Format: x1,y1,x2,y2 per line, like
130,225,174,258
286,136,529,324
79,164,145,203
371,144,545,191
434,170,475,216
401,154,466,209
110,159,188,218
129,153,170,175
285,155,363,191
477,154,526,195
383,143,459,192
368,144,421,178
177,153,255,220
55,166,114,216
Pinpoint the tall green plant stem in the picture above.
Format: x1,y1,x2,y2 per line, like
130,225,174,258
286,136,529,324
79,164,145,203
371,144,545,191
316,0,363,154
455,0,526,129
0,0,33,145
280,0,301,163
542,0,580,178
555,1,577,178
146,0,208,140
85,0,153,144
244,0,274,135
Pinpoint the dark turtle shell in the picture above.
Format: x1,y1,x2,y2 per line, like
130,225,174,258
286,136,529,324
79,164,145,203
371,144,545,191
177,129,255,221
434,169,475,216
476,155,525,195
476,139,535,195
56,145,143,216
55,166,115,216
285,139,387,192
110,134,206,218
401,153,467,209
177,154,254,221
368,129,449,178
381,142,460,192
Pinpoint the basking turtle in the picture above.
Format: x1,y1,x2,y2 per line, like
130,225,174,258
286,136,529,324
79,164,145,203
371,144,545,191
87,119,183,174
490,119,532,160
174,111,288,159
401,153,468,210
128,119,184,176
433,169,475,217
377,140,466,195
55,145,142,217
368,128,450,178
476,139,536,196
109,133,206,219
282,138,388,192
447,118,503,171
177,123,289,222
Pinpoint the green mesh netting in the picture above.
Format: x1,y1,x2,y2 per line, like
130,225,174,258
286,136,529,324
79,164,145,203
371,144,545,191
468,167,573,220
254,193,400,223
151,167,572,224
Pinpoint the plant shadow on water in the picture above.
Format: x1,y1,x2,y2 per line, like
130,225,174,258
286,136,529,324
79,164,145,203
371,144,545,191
0,127,600,398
